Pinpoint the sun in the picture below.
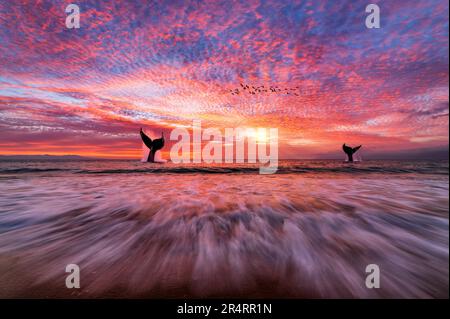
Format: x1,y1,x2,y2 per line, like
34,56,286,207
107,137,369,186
257,129,268,143
244,128,269,144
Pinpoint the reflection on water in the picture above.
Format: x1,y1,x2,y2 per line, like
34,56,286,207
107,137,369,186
0,160,448,298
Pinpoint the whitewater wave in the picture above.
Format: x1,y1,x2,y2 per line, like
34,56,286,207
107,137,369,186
0,167,448,298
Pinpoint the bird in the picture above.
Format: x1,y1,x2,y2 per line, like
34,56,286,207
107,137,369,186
229,83,304,97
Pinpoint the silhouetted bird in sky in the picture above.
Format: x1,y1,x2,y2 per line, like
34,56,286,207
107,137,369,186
230,83,305,97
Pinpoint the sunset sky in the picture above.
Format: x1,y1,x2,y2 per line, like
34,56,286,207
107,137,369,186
0,0,448,159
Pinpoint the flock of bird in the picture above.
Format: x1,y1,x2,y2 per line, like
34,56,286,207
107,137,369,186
229,83,302,96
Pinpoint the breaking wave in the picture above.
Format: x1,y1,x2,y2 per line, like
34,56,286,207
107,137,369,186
0,160,448,298
0,160,448,175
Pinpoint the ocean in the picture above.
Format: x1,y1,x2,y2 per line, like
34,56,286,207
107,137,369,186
0,159,448,298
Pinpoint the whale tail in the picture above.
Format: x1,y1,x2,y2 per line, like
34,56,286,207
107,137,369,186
140,129,154,162
343,144,362,162
140,128,166,163
140,128,153,149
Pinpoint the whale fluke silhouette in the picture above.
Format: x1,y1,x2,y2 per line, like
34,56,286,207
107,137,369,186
342,144,362,162
140,128,165,162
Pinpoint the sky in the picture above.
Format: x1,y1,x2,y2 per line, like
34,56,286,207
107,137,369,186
0,0,448,159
